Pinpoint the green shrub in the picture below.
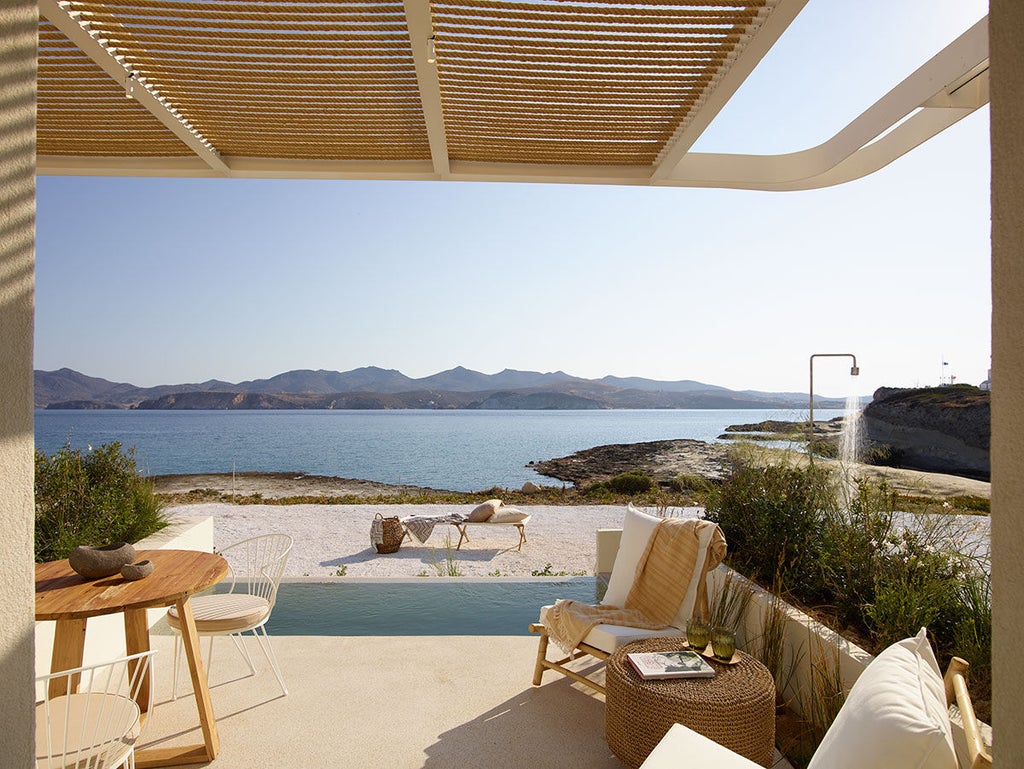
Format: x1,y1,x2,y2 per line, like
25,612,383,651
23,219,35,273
808,439,838,458
709,455,992,726
605,471,655,495
668,473,716,494
704,459,835,597
35,442,167,562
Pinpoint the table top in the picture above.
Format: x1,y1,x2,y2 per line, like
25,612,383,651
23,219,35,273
607,637,774,705
35,549,229,621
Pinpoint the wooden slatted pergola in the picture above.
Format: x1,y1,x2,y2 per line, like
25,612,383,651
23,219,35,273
36,0,989,189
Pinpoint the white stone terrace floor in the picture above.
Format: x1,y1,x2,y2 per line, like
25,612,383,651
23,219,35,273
140,634,792,769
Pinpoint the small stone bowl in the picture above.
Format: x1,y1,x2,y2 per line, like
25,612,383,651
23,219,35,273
69,542,136,580
120,560,154,581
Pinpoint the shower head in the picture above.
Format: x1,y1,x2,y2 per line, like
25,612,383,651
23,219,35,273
851,366,860,376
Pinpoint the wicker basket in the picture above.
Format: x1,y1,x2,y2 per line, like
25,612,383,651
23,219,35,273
374,513,404,554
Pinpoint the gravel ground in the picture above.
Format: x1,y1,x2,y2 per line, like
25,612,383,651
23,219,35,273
164,502,706,578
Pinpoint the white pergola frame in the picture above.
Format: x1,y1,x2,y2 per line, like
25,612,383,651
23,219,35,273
35,0,989,190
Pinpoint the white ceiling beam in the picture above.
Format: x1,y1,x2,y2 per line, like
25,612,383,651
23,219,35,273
39,0,230,175
404,0,450,177
658,17,989,190
650,0,809,182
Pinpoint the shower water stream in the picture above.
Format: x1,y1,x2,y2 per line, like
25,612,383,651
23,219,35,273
839,392,863,467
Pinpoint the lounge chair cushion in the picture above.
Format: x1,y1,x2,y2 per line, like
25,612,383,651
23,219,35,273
603,503,662,609
468,499,502,522
489,507,529,523
807,627,956,769
538,604,684,654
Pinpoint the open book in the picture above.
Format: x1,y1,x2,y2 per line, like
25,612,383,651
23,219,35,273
627,650,716,680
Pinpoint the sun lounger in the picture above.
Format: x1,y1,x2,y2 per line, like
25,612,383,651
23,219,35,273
452,516,531,551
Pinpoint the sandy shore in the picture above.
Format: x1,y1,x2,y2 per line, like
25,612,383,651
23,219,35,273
165,502,682,578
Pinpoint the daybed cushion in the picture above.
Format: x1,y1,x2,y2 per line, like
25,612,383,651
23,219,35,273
489,507,529,523
468,499,502,522
807,627,956,769
538,604,684,655
603,503,662,608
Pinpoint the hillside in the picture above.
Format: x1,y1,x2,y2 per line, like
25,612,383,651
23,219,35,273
34,366,849,411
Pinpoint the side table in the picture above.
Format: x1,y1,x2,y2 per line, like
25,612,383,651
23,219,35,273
605,637,776,769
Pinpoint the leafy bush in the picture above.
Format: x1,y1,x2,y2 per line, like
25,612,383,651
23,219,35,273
35,442,168,562
605,471,655,495
668,473,717,494
709,454,991,724
807,439,838,459
704,458,835,597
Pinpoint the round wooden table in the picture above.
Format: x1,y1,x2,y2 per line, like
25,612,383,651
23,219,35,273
605,637,776,769
36,549,228,769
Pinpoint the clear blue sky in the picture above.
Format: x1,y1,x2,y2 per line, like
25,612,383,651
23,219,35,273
35,0,990,399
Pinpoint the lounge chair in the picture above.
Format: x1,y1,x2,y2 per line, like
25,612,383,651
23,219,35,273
451,514,531,551
402,501,531,551
529,504,725,694
639,628,991,769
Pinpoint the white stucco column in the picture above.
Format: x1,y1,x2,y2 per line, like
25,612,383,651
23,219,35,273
991,0,1023,763
0,1,37,766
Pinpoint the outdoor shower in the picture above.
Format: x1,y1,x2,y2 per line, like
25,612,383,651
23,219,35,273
808,353,859,462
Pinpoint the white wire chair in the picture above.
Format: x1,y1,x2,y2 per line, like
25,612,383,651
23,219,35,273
36,649,157,769
167,534,292,698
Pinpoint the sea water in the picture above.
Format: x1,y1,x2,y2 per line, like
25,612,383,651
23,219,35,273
34,408,845,492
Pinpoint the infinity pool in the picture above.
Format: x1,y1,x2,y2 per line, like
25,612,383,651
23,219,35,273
261,578,601,636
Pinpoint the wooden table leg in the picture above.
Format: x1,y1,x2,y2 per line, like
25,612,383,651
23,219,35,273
49,617,87,698
516,524,527,551
124,608,152,715
135,598,220,768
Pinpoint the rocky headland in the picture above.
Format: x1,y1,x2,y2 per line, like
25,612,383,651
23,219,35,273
531,439,733,486
863,385,990,480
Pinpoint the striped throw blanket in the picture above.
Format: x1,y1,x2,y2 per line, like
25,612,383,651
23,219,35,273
543,517,725,655
402,513,466,544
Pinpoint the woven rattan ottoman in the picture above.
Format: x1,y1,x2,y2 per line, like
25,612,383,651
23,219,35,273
605,638,776,769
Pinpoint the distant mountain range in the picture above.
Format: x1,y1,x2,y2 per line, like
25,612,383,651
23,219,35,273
34,367,848,411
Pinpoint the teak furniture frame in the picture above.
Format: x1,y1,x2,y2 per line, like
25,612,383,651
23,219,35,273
35,549,229,769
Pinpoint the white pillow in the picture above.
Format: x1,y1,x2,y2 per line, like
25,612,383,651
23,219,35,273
603,503,661,609
807,628,956,769
489,507,529,523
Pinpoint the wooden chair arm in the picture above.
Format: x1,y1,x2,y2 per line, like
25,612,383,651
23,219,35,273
944,657,992,769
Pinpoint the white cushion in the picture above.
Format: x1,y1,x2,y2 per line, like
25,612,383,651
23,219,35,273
538,604,683,654
488,507,529,523
603,503,661,608
641,723,763,769
807,628,956,769
468,499,502,522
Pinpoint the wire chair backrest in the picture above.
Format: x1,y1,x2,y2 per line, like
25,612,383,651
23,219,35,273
219,534,293,610
36,649,157,769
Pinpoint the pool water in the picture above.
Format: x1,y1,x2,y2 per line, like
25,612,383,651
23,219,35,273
262,578,602,636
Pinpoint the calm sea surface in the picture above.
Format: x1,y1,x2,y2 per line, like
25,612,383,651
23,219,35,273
34,408,844,492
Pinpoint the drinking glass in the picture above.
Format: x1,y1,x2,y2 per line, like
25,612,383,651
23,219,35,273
711,626,736,661
686,617,710,650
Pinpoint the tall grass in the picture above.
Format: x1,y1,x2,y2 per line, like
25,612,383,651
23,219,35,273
430,534,463,576
35,441,168,562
